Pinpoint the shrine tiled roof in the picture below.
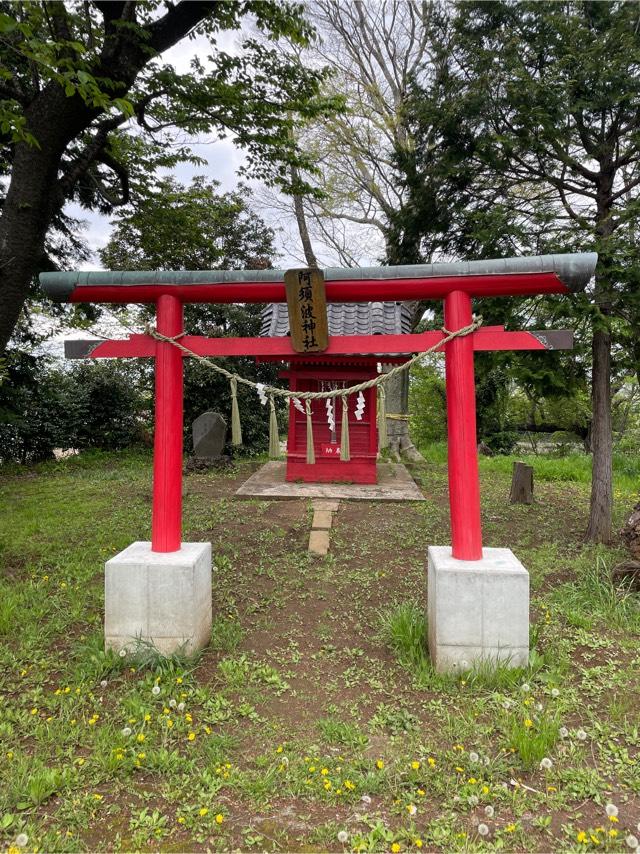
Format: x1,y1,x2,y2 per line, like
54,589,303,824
260,301,414,338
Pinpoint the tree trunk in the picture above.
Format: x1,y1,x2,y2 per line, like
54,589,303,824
510,461,533,504
585,323,613,542
382,367,425,462
0,87,92,351
585,180,614,544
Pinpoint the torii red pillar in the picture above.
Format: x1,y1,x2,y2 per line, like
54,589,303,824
151,295,184,552
445,291,482,560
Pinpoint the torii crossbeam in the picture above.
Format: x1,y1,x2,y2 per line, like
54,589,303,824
41,252,597,669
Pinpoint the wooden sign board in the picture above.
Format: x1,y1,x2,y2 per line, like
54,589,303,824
284,268,329,353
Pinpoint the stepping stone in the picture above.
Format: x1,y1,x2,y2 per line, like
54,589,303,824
312,499,340,512
308,529,330,556
312,510,333,530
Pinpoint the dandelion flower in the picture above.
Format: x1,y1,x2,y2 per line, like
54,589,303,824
559,727,569,738
606,804,619,818
478,824,489,837
427,757,436,767
468,795,479,807
177,702,185,712
152,685,161,696
337,831,349,844
503,700,512,710
469,752,479,763
626,835,638,849
199,808,208,817
521,683,530,692
361,795,372,805
122,727,132,737
391,844,401,853
15,834,28,848
540,757,553,770
411,761,420,770
376,759,384,770
576,729,587,741
187,732,196,741
484,805,494,818
524,719,533,728
551,688,560,698
215,814,223,825
407,804,417,816
100,680,108,689
136,733,145,743
119,649,126,658
535,703,543,712
414,840,423,849
169,699,177,708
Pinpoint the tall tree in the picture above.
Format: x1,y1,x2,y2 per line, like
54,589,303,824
0,0,335,353
403,0,640,541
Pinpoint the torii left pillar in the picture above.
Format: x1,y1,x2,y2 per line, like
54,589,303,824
105,294,212,656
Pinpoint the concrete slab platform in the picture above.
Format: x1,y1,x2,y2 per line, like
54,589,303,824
235,461,425,502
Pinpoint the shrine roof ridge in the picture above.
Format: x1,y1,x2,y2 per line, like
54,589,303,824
40,252,597,302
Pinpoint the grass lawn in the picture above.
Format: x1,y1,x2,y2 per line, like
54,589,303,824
0,449,638,852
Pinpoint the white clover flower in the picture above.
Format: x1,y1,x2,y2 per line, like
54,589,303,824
361,794,372,805
484,805,494,818
559,726,569,738
407,804,417,816
606,804,619,818
118,649,127,658
337,831,349,844
469,751,479,763
551,688,560,698
100,680,108,689
15,834,28,848
169,699,177,708
478,823,489,836
468,795,479,807
626,835,639,850
539,757,553,770
521,683,531,692
151,685,161,696
177,702,185,712
576,729,587,741
121,726,132,736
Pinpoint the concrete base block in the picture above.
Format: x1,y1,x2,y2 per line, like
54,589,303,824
105,541,212,656
427,546,529,673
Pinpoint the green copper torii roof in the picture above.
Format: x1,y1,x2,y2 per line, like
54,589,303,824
40,252,597,301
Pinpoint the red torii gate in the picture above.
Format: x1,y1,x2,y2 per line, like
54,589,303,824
41,252,596,564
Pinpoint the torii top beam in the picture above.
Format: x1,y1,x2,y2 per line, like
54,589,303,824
40,252,597,304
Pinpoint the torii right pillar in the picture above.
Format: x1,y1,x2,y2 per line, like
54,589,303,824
428,289,529,672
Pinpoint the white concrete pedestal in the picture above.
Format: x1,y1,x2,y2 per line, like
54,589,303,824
427,546,529,672
105,541,212,656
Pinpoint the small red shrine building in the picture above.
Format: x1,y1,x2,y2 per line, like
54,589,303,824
260,301,414,484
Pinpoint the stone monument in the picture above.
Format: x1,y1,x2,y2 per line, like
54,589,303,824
192,411,226,460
